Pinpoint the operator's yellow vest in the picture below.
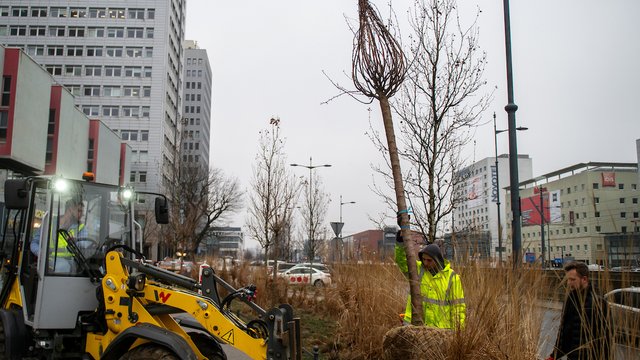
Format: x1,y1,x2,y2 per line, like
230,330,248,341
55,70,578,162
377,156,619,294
52,224,84,258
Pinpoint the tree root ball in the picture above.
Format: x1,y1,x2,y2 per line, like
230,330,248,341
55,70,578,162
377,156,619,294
382,325,452,360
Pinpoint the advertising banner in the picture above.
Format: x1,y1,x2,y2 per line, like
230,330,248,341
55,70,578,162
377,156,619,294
467,175,484,208
548,190,562,224
521,193,549,226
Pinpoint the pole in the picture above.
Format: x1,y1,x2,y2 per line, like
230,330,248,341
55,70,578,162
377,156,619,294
493,113,503,264
308,157,313,262
539,187,545,268
502,0,522,267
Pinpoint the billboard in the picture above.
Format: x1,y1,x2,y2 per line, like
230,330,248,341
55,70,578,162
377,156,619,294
601,172,616,187
467,175,484,208
521,190,561,226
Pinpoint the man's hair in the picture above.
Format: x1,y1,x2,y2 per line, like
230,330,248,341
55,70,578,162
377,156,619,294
65,197,83,210
564,261,589,278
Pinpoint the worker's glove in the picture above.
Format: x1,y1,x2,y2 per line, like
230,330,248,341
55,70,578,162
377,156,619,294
396,230,403,243
545,356,555,360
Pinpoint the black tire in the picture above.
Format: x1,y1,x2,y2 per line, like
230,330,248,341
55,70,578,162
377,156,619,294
119,344,180,360
0,315,6,360
188,332,226,360
313,279,324,288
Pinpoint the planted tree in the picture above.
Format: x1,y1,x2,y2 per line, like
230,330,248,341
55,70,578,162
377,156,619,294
352,0,423,324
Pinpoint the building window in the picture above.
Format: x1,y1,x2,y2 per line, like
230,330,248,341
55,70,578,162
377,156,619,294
130,171,136,183
45,65,63,76
89,8,106,18
621,212,626,218
147,9,155,19
620,198,625,204
31,7,47,17
621,226,627,233
9,26,26,36
619,183,624,189
595,226,601,233
70,8,87,18
632,184,637,190
68,27,85,37
66,46,83,56
87,27,105,38
128,9,145,19
64,65,82,76
139,172,147,183
48,26,65,37
594,211,600,218
26,45,45,56
141,107,150,117
141,130,149,141
633,198,638,204
124,67,142,77
2,76,12,107
127,27,143,38
634,212,639,219
122,106,139,117
102,106,119,117
50,7,68,18
82,105,99,116
85,66,102,76
47,46,64,56
12,7,28,17
107,27,124,38
124,87,140,97
86,46,103,57
146,28,154,38
106,47,123,57
593,183,599,189
594,197,599,204
84,86,100,96
105,66,122,77
103,86,122,97
126,47,143,58
29,26,46,36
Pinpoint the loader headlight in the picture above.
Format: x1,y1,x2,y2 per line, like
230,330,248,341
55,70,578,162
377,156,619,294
127,273,146,292
119,187,135,202
52,177,69,193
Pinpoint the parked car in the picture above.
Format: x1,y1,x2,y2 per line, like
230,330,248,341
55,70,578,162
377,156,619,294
276,262,297,273
288,263,332,274
604,287,640,345
279,266,332,287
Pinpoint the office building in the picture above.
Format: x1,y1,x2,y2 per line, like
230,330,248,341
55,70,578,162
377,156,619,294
0,1,186,195
181,40,211,170
452,155,533,261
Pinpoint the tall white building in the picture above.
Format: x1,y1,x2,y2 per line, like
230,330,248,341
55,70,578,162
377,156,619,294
0,1,186,195
182,40,211,170
451,154,533,261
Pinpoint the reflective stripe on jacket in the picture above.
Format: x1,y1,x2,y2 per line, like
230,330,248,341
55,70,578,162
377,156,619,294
395,243,466,329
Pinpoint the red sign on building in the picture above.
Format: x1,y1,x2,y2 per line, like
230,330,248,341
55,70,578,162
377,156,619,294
601,172,616,187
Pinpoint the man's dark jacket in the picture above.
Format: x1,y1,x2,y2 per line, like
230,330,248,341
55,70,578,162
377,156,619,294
553,285,612,360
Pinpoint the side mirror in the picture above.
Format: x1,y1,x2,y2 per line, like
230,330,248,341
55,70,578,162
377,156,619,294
4,179,29,210
154,197,169,224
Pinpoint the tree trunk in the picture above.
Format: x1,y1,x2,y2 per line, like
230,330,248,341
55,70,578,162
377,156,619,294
379,94,423,324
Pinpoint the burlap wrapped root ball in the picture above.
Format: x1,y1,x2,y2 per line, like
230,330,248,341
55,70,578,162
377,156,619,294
382,325,452,360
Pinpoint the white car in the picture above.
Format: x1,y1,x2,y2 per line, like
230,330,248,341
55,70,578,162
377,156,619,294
279,266,332,287
604,287,640,344
288,263,332,274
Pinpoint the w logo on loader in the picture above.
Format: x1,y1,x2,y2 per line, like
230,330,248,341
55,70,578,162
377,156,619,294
154,290,172,303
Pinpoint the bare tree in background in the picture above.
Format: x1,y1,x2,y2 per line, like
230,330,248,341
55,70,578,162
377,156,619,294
402,0,490,244
372,0,491,245
352,0,425,324
164,163,243,256
299,171,330,263
246,121,300,280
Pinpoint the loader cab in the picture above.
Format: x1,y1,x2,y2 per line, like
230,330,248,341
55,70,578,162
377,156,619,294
0,177,167,331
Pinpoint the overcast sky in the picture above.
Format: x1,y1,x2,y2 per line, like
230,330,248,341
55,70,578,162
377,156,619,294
185,0,640,243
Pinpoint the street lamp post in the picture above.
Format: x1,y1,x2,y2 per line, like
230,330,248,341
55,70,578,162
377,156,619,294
339,195,356,262
493,112,527,265
502,0,523,267
290,157,331,262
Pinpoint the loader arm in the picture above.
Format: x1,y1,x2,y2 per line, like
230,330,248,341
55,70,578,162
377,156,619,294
85,250,300,360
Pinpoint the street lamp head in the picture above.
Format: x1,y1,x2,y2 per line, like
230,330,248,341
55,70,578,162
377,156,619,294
322,164,332,168
516,126,528,131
